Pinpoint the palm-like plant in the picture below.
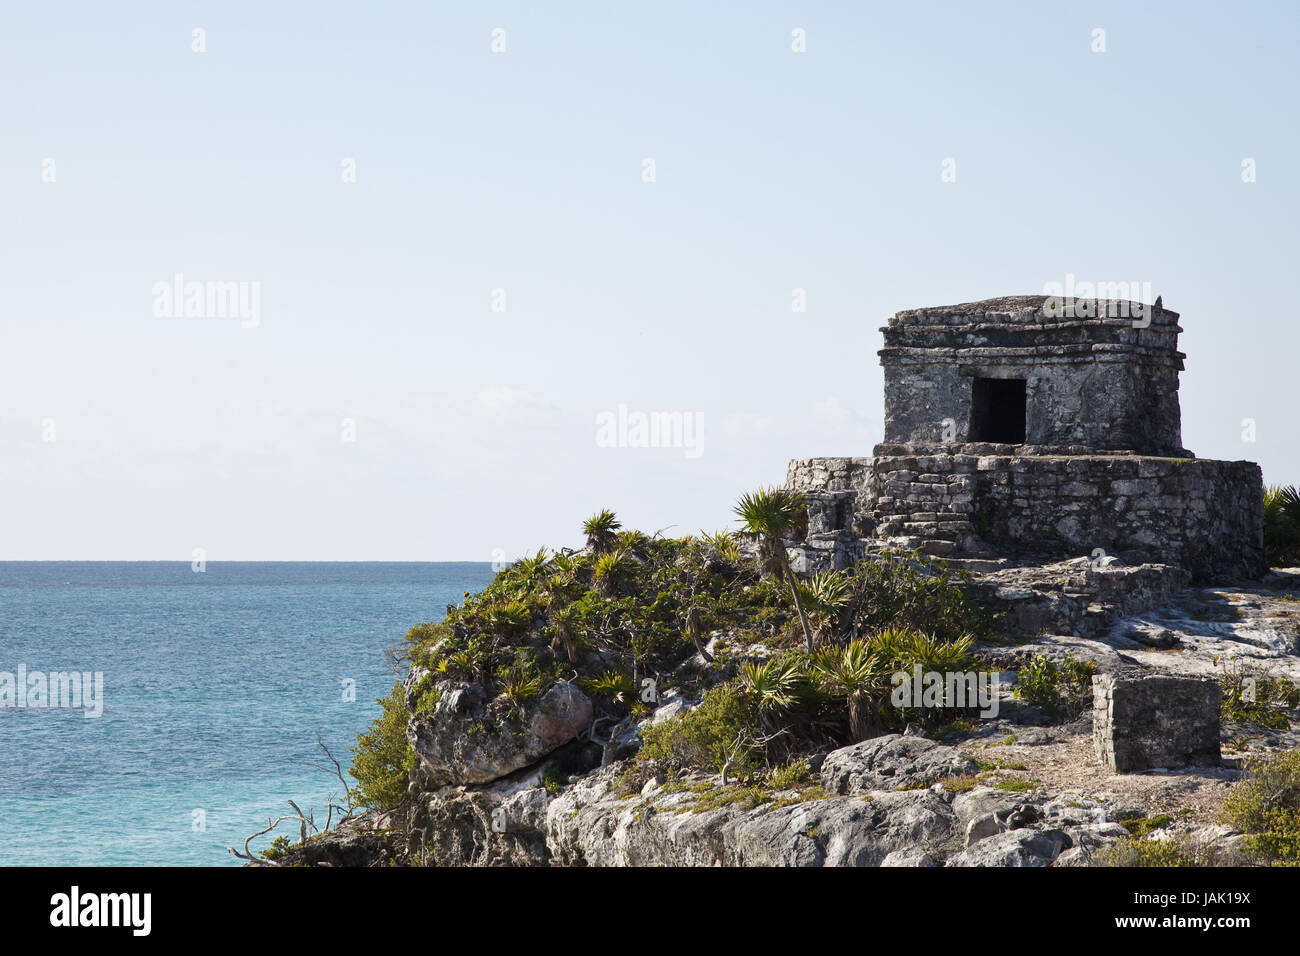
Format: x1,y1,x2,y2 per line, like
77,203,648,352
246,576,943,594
734,487,814,651
500,668,543,720
1264,484,1300,567
700,528,742,564
614,529,651,557
739,658,801,714
582,669,635,705
488,600,533,636
799,570,851,646
813,639,889,743
583,509,622,555
510,548,551,597
552,604,580,662
867,627,975,677
593,549,636,598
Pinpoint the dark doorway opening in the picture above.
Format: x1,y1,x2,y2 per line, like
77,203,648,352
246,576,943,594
970,377,1026,444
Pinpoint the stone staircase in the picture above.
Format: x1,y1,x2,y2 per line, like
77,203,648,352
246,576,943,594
870,460,980,558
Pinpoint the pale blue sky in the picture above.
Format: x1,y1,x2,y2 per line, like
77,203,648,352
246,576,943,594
3,1,1297,559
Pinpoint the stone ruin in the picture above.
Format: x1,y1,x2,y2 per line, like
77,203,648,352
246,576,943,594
786,294,1265,638
1092,674,1221,773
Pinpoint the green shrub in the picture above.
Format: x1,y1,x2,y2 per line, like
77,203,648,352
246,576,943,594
260,835,294,861
1263,485,1300,567
844,550,1001,643
767,759,813,789
639,684,759,775
410,671,442,716
1100,837,1194,867
349,681,417,812
1014,654,1096,717
1122,814,1173,838
1220,750,1300,864
1218,659,1300,730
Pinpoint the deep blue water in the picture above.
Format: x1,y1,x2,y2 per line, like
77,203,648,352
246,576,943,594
0,562,494,866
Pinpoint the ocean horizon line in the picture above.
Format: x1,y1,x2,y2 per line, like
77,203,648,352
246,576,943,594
0,559,498,564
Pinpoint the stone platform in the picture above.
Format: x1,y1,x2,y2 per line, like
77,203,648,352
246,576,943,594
787,444,1263,584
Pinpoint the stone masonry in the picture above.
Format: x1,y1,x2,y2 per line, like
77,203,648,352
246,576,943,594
1092,674,1221,772
786,296,1265,585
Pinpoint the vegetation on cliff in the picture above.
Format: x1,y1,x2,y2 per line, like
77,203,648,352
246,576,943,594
349,494,1001,813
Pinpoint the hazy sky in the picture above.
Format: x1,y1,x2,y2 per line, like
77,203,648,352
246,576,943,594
3,1,1297,560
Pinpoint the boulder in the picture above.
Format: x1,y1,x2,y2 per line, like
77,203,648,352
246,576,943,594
820,734,979,794
545,763,958,867
945,828,1071,867
408,677,593,788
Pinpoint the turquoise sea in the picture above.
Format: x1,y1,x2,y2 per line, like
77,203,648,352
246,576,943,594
0,562,494,866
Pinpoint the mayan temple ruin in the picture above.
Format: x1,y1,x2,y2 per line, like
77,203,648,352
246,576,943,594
787,295,1265,636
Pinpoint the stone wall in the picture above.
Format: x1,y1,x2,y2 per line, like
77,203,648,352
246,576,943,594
878,296,1187,456
1093,674,1221,772
787,450,1265,583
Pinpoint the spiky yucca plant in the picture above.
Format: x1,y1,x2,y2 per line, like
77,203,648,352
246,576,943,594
509,548,551,596
593,549,636,598
739,658,801,714
500,668,542,719
734,487,814,651
700,528,743,564
583,509,622,555
812,639,888,743
799,570,851,646
553,604,580,662
484,600,531,639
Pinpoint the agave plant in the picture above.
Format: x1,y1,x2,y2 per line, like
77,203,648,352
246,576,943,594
867,627,975,678
1264,484,1300,567
812,639,889,742
583,509,622,555
593,549,637,598
734,487,814,651
614,529,651,557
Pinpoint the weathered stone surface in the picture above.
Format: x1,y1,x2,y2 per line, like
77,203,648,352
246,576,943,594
944,827,1071,867
820,734,979,794
545,763,959,867
407,674,593,788
785,295,1265,585
880,847,942,867
878,296,1185,455
1092,674,1221,772
790,451,1262,583
966,812,1007,846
